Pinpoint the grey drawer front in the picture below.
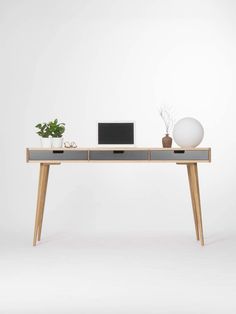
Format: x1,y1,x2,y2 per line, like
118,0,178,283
29,150,88,161
89,150,148,160
151,150,209,161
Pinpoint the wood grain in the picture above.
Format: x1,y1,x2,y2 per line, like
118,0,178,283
33,163,50,246
188,163,204,246
187,164,199,241
37,164,50,242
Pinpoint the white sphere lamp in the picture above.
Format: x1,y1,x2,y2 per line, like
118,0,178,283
173,117,204,148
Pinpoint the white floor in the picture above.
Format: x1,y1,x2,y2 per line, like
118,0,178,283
1,230,236,314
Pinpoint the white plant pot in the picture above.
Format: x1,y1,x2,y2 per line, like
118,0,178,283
51,137,64,148
40,137,52,148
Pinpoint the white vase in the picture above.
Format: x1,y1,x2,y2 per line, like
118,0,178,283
40,137,52,148
51,137,64,148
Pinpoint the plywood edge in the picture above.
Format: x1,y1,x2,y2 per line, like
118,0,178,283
27,160,85,164
26,147,211,151
26,148,29,163
27,160,210,164
208,147,212,162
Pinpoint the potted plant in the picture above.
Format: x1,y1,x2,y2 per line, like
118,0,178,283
48,119,65,148
159,106,174,148
35,122,51,148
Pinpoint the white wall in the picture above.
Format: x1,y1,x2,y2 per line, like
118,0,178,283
0,0,235,240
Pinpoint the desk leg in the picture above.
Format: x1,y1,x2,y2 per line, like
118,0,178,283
33,163,50,246
37,165,50,242
187,164,199,241
188,163,204,246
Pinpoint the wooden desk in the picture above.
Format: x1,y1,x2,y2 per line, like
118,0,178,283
26,147,211,246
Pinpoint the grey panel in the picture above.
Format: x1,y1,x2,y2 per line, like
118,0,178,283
89,150,148,160
151,150,209,160
29,150,88,161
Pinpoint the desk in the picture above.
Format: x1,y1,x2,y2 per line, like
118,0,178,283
26,147,211,246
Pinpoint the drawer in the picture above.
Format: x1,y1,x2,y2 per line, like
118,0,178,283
28,150,88,161
89,150,149,160
150,150,209,161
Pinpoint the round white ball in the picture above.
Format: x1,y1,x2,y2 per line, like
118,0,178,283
173,117,204,148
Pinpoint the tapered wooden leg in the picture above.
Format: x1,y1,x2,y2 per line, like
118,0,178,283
37,165,50,241
33,163,50,246
188,163,204,246
33,164,44,246
187,164,199,241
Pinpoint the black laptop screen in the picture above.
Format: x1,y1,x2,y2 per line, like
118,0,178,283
98,123,134,144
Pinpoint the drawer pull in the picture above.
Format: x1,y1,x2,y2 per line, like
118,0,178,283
174,150,185,154
113,150,124,154
52,150,64,154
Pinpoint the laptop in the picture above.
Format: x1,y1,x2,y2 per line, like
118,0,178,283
98,122,135,146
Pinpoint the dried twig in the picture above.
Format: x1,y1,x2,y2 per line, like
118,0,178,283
158,105,175,134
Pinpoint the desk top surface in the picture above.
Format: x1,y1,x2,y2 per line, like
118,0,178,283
27,147,210,151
